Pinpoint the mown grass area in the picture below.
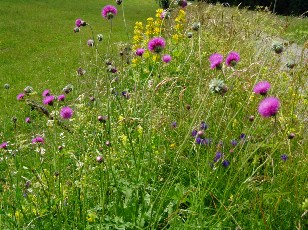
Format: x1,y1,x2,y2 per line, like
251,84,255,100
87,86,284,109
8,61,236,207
0,1,307,229
0,0,157,122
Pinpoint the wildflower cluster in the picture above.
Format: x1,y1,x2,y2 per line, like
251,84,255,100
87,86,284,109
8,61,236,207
172,9,186,42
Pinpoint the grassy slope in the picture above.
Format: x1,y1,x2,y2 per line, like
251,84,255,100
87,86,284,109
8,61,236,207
0,0,157,121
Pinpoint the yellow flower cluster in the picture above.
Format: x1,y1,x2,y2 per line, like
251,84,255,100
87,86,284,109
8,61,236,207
172,9,186,42
132,21,144,50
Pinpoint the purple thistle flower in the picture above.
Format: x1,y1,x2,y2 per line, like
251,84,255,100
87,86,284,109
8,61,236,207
0,142,8,149
42,89,50,97
209,53,223,69
162,54,172,63
43,95,55,105
98,115,108,123
102,5,118,20
32,136,44,144
288,133,295,139
25,117,31,123
57,94,65,101
222,160,230,167
160,10,169,19
196,137,207,145
148,37,166,53
60,107,74,119
122,91,130,99
258,97,280,117
281,154,288,161
135,48,145,56
87,39,94,47
253,81,271,95
75,18,86,27
226,51,240,66
171,121,177,128
17,93,25,100
214,152,223,162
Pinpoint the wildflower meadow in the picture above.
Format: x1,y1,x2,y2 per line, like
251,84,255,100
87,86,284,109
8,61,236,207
0,0,307,229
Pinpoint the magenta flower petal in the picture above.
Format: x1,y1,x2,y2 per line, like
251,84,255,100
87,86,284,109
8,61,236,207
32,136,44,144
162,54,172,63
0,142,8,149
209,53,223,69
60,107,74,119
226,51,240,66
43,95,55,105
17,93,25,100
253,81,271,95
258,97,280,117
148,37,166,53
135,48,145,56
102,5,118,19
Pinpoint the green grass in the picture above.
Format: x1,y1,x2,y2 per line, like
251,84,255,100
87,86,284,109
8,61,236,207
0,1,307,229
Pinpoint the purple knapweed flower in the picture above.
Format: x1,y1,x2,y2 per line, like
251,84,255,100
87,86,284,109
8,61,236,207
214,152,223,162
196,137,208,145
253,81,271,95
258,97,280,117
25,117,31,123
200,121,208,130
148,37,166,53
0,142,8,149
222,160,230,167
43,95,55,105
75,18,86,27
281,154,288,161
60,107,74,119
135,48,145,57
42,89,50,97
231,139,237,146
192,129,198,137
288,133,295,139
58,94,65,101
32,136,44,144
171,121,177,128
239,133,246,140
87,39,94,47
17,93,25,100
162,54,172,63
209,53,223,69
102,5,118,20
226,51,240,66
96,155,104,163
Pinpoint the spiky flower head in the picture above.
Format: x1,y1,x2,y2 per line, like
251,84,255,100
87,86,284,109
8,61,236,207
209,53,223,69
4,84,10,89
280,154,288,161
209,78,227,95
60,107,74,119
75,19,86,27
97,34,103,41
253,81,271,95
87,39,94,47
226,51,240,66
258,97,280,117
32,136,44,144
148,37,166,53
17,93,25,100
102,5,118,20
0,142,8,149
57,94,65,101
24,86,34,94
43,95,55,105
135,48,145,56
162,54,172,63
272,42,283,54
42,89,50,97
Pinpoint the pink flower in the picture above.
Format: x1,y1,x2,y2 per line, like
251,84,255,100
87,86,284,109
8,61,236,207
162,54,172,63
0,142,8,149
258,97,280,117
178,0,188,8
148,37,166,53
17,93,25,100
226,51,240,66
58,94,65,101
25,117,31,123
43,95,55,105
253,81,271,95
75,19,86,27
209,53,223,69
102,5,118,19
135,48,145,56
60,107,74,119
42,89,50,97
32,136,44,144
87,39,94,47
